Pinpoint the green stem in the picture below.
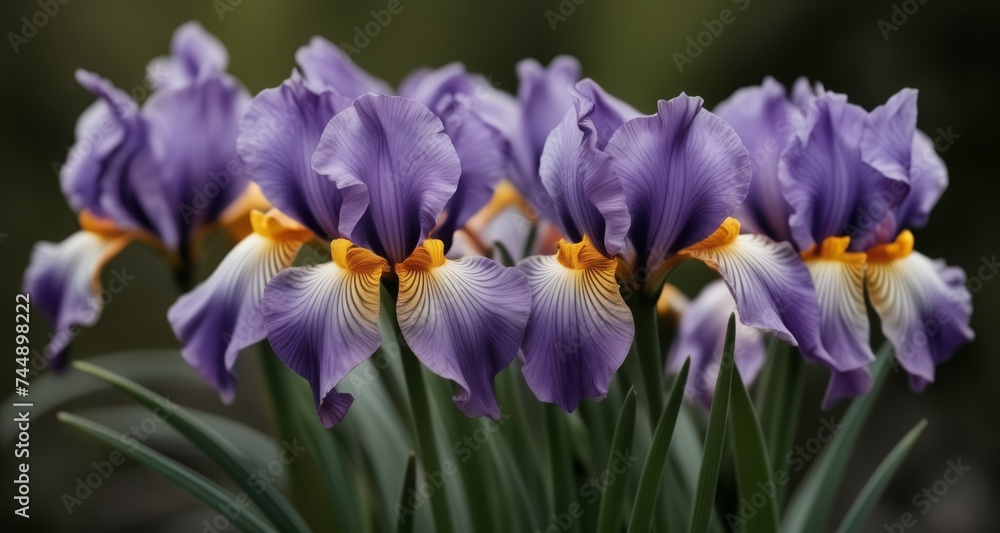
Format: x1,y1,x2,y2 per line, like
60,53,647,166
545,404,576,533
630,296,664,429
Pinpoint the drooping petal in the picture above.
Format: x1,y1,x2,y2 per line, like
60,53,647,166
667,280,767,406
800,236,874,372
823,366,873,410
22,226,133,370
608,95,752,271
680,218,835,367
714,77,798,243
237,74,363,241
517,239,634,412
294,36,392,97
262,240,389,427
311,94,462,265
538,79,634,256
779,91,909,252
865,231,974,390
168,210,312,401
396,239,530,418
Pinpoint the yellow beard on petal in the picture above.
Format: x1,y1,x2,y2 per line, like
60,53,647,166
866,230,914,264
330,239,390,279
799,235,867,264
250,209,315,243
682,217,741,252
555,236,617,271
396,239,448,274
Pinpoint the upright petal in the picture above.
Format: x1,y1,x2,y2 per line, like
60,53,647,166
294,36,392,97
312,94,461,265
148,21,229,88
262,240,389,427
667,280,767,406
538,79,634,256
396,239,530,418
168,210,312,401
896,130,948,230
22,225,133,369
608,95,752,271
680,218,835,367
866,231,973,390
238,74,363,241
517,239,634,412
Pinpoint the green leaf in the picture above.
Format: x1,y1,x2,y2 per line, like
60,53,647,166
492,240,517,267
597,388,638,533
752,339,803,506
58,412,278,533
782,342,895,532
628,358,691,533
395,452,418,533
72,361,311,533
729,360,780,533
688,314,737,533
836,419,928,533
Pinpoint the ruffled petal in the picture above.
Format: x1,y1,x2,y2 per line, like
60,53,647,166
866,231,973,389
237,74,362,240
396,239,530,418
294,36,393,97
680,218,834,367
608,95,752,270
168,210,312,401
801,236,874,372
517,239,634,412
23,229,132,370
148,21,229,88
667,280,768,406
262,240,388,427
538,79,633,256
311,94,461,265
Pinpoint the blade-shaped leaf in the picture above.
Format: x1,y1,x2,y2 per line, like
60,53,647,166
781,342,894,532
752,339,803,506
835,419,928,533
597,388,638,533
72,361,311,533
395,452,418,533
688,314,736,533
628,358,691,533
58,412,278,533
729,361,780,533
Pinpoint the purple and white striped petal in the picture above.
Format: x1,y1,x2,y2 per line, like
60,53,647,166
312,94,461,265
168,210,312,401
396,239,530,418
263,240,389,427
517,239,634,412
608,95,752,271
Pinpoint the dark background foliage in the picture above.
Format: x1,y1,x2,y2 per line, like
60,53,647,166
2,0,997,531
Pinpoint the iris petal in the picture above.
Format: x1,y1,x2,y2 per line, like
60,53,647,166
262,239,388,427
517,239,634,412
294,36,393,97
396,239,530,418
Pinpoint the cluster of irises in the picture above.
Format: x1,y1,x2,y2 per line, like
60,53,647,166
26,23,973,428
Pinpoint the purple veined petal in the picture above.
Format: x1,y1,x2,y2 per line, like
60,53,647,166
22,229,133,370
608,95,752,271
799,236,875,372
866,231,973,390
517,239,634,412
294,36,392,98
714,77,798,243
168,210,313,402
147,21,229,89
679,218,835,368
860,89,918,185
398,62,473,109
895,130,948,231
312,94,462,265
779,91,910,252
667,280,767,407
396,239,530,418
263,239,389,427
238,73,363,241
822,366,873,410
538,79,634,256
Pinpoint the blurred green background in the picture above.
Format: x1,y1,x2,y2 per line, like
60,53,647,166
2,0,997,531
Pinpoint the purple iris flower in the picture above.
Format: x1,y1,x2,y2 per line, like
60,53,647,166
24,22,253,368
170,39,529,425
516,79,833,412
672,78,974,407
